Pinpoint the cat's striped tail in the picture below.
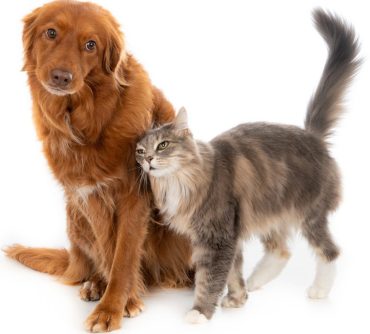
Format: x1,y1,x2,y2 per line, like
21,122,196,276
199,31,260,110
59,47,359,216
305,9,360,139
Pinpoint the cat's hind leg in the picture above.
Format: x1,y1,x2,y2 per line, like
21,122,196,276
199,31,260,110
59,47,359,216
247,230,290,291
302,214,339,299
221,243,248,308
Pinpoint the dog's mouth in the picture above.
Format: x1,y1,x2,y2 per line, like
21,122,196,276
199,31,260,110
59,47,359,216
41,82,75,96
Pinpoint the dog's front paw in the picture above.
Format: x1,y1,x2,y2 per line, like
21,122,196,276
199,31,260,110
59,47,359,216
80,281,106,302
85,307,122,333
123,297,144,318
185,309,208,324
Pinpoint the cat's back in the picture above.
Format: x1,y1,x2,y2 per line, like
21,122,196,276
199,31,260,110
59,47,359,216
210,122,328,161
209,122,339,218
213,122,310,144
205,122,340,239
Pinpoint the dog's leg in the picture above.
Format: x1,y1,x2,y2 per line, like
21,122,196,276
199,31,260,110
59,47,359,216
84,192,148,332
62,203,99,285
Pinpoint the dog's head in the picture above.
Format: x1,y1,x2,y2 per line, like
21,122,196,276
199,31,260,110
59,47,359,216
23,1,124,96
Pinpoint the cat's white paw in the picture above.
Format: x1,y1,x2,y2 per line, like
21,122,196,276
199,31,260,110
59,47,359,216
246,277,261,292
307,285,330,299
307,258,336,299
247,253,289,292
185,309,208,324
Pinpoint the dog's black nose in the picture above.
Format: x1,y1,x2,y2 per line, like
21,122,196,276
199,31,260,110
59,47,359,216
51,69,72,87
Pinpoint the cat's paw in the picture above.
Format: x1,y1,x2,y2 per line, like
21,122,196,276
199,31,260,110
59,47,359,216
246,253,289,291
307,285,329,299
221,292,248,308
246,277,261,292
185,309,208,324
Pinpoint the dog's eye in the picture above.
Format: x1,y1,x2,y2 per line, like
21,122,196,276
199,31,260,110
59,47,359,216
136,148,145,155
85,40,96,51
46,28,57,39
157,141,169,151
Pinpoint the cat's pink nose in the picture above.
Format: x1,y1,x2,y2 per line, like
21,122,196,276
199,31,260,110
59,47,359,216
146,156,153,162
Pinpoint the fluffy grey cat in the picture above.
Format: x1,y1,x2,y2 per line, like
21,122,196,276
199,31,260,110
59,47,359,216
136,10,359,323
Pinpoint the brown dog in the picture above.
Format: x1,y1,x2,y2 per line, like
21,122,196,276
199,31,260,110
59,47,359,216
5,1,192,332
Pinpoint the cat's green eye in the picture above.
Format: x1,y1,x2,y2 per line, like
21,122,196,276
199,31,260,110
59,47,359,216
136,148,145,155
157,141,169,151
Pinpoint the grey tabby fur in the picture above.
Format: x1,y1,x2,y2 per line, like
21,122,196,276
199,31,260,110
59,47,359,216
135,9,360,322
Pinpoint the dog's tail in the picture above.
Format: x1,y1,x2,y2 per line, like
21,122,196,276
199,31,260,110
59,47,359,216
304,9,360,139
4,245,69,277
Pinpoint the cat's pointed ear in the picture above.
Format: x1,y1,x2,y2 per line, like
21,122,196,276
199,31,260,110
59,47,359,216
174,107,192,136
174,107,189,131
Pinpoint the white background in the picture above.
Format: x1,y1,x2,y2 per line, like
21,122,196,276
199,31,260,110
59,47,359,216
0,1,369,333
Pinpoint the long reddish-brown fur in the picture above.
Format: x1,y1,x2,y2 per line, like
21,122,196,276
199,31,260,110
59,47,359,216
4,1,192,332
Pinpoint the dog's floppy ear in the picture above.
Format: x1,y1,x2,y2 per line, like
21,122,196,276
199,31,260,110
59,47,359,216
103,23,124,75
22,7,41,71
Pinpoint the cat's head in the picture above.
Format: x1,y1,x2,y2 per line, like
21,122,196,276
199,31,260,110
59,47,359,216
136,108,197,178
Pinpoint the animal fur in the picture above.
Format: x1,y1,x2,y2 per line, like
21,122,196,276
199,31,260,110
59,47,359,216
135,9,360,322
4,1,192,332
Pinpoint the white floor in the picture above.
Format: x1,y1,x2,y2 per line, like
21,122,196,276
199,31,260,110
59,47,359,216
1,224,369,334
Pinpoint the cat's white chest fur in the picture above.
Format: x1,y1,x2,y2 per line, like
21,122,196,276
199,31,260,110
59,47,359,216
151,174,194,235
163,199,193,237
169,214,192,236
152,175,187,217
163,184,182,217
